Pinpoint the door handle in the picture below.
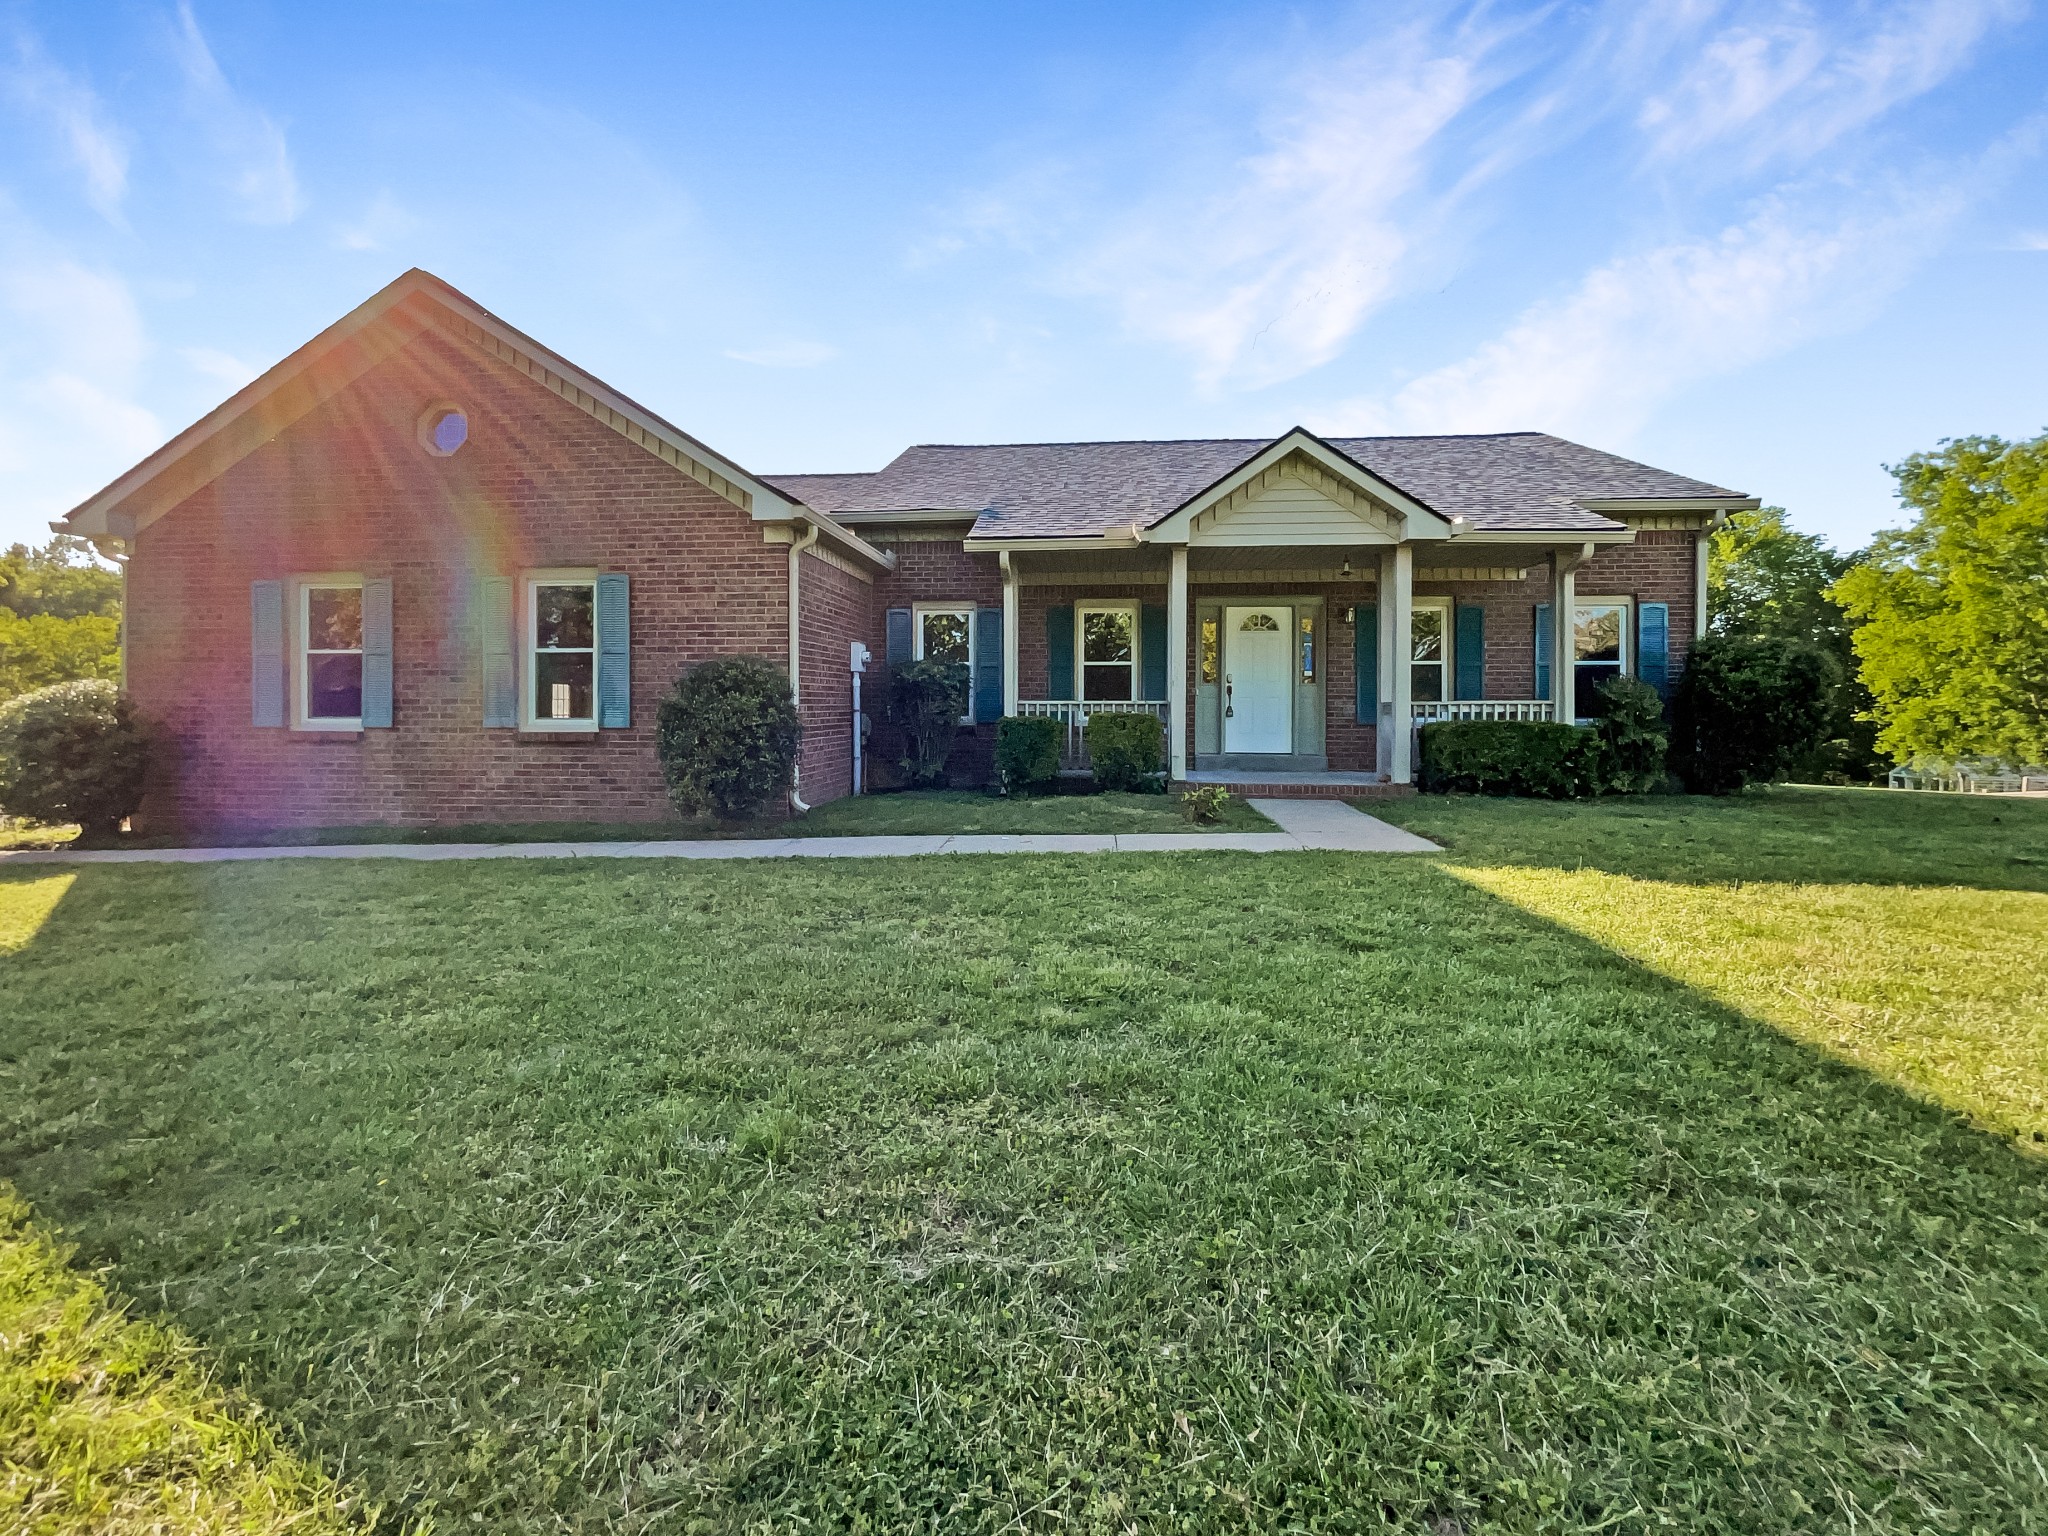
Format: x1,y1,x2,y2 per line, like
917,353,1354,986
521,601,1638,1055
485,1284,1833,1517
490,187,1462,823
1224,673,1233,718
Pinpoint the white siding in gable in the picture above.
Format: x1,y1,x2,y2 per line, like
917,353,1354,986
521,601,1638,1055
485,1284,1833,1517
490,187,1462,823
1195,471,1398,547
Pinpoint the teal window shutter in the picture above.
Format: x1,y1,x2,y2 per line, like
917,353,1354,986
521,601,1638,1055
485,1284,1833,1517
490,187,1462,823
481,577,516,727
361,578,393,727
885,608,912,666
974,607,1003,722
1453,602,1485,700
597,573,630,728
1353,602,1378,723
250,580,285,727
1139,603,1167,700
1046,604,1075,699
1638,602,1670,699
1533,604,1552,701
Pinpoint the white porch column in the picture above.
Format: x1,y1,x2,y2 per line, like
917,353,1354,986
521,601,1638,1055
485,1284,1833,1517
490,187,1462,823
1167,546,1189,780
1388,544,1414,783
1377,551,1398,777
1000,552,1020,716
1551,548,1579,723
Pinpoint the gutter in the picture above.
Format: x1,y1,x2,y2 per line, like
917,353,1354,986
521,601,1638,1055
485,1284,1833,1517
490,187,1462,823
787,521,821,813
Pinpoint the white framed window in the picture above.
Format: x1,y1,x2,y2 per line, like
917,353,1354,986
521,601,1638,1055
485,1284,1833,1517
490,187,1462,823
295,576,363,730
1573,596,1631,718
913,605,974,723
1078,603,1136,702
1411,598,1451,703
525,571,599,730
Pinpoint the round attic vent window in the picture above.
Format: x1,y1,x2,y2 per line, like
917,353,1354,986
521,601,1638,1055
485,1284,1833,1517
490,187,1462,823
418,405,468,457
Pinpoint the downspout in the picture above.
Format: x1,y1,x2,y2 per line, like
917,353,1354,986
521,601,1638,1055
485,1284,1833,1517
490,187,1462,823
1698,512,1723,639
787,520,821,813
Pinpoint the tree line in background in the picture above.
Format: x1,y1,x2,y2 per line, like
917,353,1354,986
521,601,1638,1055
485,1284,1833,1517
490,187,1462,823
1690,426,2047,784
0,535,122,703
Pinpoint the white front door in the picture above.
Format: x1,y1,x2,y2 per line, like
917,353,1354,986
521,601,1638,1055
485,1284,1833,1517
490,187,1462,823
1223,605,1293,754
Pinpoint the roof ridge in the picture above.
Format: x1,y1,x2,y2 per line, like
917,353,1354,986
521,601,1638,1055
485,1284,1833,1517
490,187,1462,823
900,431,1550,450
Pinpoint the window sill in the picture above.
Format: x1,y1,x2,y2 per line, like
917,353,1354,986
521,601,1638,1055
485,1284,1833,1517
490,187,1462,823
289,728,365,742
515,727,603,743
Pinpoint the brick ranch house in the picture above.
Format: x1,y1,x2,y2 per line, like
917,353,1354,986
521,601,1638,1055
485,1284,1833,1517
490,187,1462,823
58,270,1758,833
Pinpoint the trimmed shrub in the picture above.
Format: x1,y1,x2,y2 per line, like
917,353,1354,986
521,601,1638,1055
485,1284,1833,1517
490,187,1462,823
1085,712,1164,792
0,679,149,835
1591,675,1669,794
995,715,1062,792
1418,719,1603,798
656,657,801,820
1671,634,1839,794
886,661,968,788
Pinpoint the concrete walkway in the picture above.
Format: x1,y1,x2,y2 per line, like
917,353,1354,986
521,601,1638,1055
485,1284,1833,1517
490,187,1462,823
0,798,1438,866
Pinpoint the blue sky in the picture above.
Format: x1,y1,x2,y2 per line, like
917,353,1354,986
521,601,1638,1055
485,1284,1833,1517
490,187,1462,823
2,1,2044,553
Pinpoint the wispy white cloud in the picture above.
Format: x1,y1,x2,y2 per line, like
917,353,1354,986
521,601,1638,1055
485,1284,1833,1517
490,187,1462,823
0,242,163,522
1059,16,1513,392
1313,172,1982,440
179,345,258,388
4,32,130,221
334,191,417,253
1637,0,2026,166
724,341,838,368
169,2,302,224
2005,229,2048,249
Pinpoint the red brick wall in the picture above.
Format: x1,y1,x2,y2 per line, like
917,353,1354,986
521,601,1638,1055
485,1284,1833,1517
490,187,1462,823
1579,531,1700,675
871,536,1002,610
126,312,795,834
795,549,878,804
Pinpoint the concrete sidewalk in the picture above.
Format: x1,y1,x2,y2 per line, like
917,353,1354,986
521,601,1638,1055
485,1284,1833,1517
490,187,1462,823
0,798,1439,866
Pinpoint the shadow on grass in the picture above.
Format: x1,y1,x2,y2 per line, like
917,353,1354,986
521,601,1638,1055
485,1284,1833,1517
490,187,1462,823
2,853,2046,1533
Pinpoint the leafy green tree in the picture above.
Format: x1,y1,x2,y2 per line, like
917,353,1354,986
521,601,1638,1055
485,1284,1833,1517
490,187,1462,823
0,535,121,619
1708,507,1877,781
1708,507,1853,648
0,537,122,703
1831,432,2048,768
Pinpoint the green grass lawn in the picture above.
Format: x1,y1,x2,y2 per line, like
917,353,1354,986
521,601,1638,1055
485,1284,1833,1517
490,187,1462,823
0,1183,368,1534
6,790,1273,851
2,790,2046,1532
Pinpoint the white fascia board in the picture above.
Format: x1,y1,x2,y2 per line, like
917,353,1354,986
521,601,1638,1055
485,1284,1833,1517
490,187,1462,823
962,532,1143,553
831,508,982,526
1577,497,1760,513
767,513,895,569
1142,428,1453,544
1442,527,1635,545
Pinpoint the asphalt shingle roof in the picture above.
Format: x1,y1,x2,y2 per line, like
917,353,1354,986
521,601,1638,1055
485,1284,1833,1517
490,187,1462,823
766,432,1745,540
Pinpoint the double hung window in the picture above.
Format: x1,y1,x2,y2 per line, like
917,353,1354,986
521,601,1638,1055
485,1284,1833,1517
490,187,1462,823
1411,601,1450,703
528,576,597,728
298,580,363,728
1079,604,1136,701
1573,599,1630,718
914,606,974,723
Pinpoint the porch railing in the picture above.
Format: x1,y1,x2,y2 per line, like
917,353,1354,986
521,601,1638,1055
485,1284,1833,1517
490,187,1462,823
1015,699,1171,768
1410,699,1554,725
